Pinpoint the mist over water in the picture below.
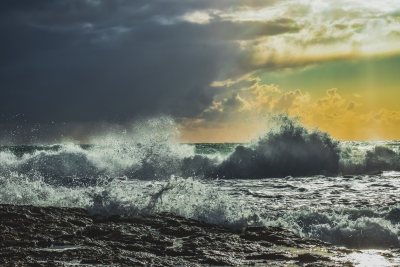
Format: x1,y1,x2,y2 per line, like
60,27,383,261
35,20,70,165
1,116,400,249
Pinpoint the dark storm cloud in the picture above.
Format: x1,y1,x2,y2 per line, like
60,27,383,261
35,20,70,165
0,0,295,128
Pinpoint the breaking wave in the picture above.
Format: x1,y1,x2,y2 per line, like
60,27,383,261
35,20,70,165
0,175,257,228
215,116,340,178
1,116,398,182
0,117,200,185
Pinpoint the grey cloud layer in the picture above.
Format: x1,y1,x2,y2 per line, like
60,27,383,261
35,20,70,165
0,0,294,126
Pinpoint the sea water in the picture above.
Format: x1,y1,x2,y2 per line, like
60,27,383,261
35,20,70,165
0,117,400,264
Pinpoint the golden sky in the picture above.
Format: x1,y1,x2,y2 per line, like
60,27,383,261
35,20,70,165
181,0,400,142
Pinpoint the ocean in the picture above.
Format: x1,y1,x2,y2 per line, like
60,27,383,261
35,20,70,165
1,118,400,265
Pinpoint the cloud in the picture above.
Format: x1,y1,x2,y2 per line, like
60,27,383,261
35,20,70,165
195,76,310,121
0,1,225,126
230,0,400,72
182,75,400,141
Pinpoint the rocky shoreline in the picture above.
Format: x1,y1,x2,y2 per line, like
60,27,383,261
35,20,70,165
0,204,359,266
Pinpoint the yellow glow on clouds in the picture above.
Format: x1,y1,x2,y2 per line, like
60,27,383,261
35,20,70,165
181,75,400,142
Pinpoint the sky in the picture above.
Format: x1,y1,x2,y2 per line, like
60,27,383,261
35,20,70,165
1,0,400,143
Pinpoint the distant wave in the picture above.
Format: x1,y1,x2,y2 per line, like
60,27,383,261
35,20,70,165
340,145,400,175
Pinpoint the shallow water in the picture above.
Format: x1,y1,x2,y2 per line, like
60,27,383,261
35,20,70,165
346,250,400,267
209,172,400,248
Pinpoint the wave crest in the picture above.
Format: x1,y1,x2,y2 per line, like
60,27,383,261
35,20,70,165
215,116,340,178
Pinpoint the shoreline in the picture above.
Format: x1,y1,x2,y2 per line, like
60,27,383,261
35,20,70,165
0,204,355,266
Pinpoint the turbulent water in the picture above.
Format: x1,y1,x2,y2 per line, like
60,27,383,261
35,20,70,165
1,117,400,252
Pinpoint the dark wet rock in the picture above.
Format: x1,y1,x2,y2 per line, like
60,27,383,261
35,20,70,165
0,204,356,266
296,253,329,262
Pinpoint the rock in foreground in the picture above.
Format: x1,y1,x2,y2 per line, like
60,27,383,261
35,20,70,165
0,204,353,266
